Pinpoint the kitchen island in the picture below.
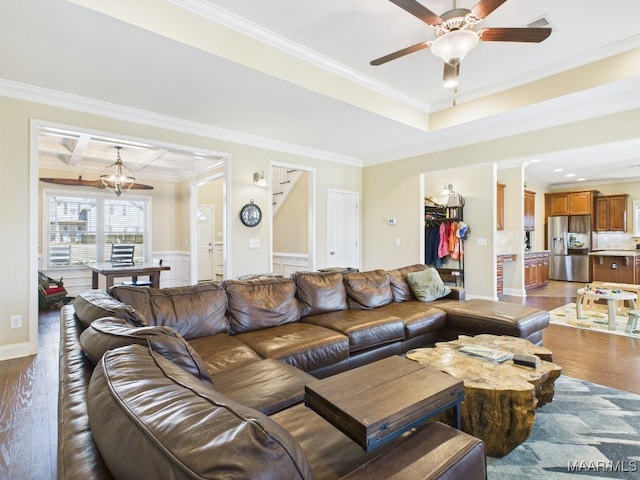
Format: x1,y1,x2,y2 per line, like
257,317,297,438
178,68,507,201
589,250,640,283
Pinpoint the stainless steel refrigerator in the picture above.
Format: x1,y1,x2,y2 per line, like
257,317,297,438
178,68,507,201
548,215,591,282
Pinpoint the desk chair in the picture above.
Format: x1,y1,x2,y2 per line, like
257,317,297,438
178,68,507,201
110,244,135,266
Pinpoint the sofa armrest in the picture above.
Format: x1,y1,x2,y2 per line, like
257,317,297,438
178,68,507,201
444,287,465,301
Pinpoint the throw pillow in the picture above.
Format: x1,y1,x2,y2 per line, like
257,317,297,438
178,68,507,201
405,268,451,302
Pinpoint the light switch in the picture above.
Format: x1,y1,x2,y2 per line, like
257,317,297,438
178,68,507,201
249,238,260,248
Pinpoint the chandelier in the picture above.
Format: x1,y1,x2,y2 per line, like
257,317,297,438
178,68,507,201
100,146,135,197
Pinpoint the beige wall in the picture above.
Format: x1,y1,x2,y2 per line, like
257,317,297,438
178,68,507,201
3,93,639,359
0,95,361,359
362,108,640,300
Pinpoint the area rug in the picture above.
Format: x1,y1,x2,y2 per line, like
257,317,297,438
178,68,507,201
487,376,640,479
548,303,639,339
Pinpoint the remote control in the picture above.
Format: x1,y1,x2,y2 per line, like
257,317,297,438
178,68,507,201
513,354,538,368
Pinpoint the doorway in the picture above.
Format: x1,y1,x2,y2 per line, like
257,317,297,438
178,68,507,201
196,204,215,282
270,163,315,275
191,171,227,284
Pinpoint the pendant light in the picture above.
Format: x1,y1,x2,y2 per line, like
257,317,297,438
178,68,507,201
100,146,135,197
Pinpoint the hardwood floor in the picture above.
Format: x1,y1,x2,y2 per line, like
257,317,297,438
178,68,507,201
501,281,640,396
0,282,638,479
0,308,59,480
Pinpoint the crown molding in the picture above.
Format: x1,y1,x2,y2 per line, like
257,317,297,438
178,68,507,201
0,79,363,167
169,0,431,113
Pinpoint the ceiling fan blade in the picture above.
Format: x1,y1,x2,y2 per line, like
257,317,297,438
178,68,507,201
470,0,509,21
370,41,429,66
479,27,551,43
388,0,443,26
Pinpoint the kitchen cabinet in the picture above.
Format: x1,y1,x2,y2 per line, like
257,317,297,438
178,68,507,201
524,190,536,231
545,190,598,216
496,254,516,295
591,252,639,284
595,194,628,232
525,252,549,291
496,183,505,230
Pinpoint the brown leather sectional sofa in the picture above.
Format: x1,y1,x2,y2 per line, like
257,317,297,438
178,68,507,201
59,265,550,479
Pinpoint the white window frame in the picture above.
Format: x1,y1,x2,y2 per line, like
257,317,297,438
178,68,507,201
43,188,151,268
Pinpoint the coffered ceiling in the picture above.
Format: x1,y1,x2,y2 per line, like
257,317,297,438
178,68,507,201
1,0,639,185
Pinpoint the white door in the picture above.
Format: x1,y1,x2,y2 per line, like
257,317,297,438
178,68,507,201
327,189,359,269
197,205,215,282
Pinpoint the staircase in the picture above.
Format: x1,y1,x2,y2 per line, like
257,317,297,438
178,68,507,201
272,166,303,216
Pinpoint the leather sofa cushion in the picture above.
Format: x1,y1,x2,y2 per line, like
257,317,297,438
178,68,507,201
210,359,316,415
343,270,393,309
88,344,313,480
188,334,263,375
376,301,447,339
73,289,144,328
110,283,229,340
437,299,550,340
302,309,404,352
236,323,350,372
292,271,348,317
224,278,301,334
387,264,428,302
79,317,211,383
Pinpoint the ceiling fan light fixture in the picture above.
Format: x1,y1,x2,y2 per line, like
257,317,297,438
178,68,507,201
443,60,460,88
431,29,479,65
100,146,135,197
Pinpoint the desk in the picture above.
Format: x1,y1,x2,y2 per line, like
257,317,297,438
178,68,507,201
87,262,170,289
576,287,637,330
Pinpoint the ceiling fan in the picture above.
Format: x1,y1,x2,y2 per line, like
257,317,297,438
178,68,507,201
371,0,552,87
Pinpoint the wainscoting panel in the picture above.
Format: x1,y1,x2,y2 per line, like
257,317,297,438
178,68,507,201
272,253,310,277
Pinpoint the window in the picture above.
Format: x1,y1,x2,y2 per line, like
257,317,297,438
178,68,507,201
45,191,149,268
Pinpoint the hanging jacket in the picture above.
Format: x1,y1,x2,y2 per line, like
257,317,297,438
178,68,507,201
449,221,461,260
438,222,450,258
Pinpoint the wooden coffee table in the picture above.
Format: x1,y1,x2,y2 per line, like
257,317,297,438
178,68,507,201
304,355,464,452
406,334,562,457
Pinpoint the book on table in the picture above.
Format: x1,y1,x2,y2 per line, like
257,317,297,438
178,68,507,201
457,344,513,363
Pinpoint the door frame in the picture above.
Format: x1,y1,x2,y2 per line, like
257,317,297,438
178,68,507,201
269,161,316,273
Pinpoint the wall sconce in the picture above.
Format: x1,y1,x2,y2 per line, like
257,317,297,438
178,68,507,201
253,171,268,187
440,183,464,208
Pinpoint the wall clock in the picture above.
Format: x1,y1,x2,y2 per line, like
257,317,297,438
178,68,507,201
240,200,262,227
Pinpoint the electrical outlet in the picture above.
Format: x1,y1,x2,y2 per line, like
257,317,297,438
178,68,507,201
10,314,22,329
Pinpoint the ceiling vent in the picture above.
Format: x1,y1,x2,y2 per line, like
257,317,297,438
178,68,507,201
527,16,551,29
